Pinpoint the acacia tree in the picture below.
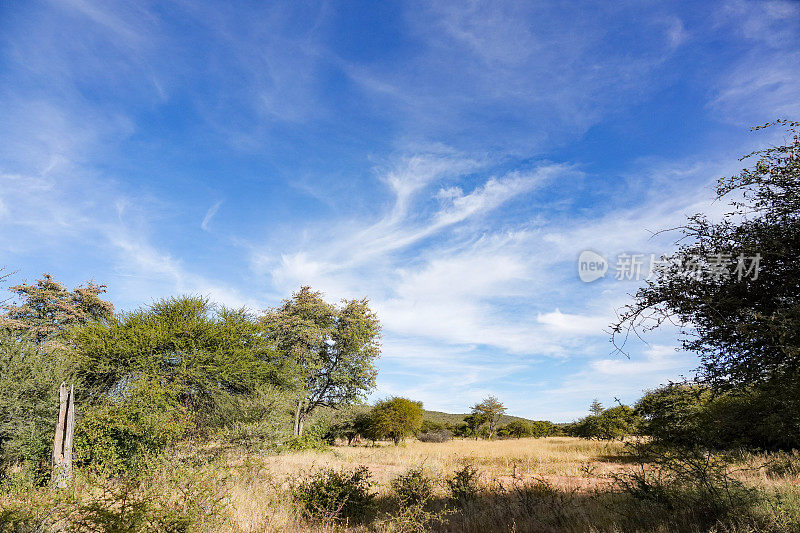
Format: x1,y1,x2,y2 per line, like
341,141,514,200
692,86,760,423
613,121,800,389
371,397,423,445
70,296,286,416
262,286,381,435
471,396,507,440
1,274,114,345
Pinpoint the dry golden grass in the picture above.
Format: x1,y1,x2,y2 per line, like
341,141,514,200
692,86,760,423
4,438,799,532
211,438,800,533
217,437,628,533
257,437,624,492
211,438,617,532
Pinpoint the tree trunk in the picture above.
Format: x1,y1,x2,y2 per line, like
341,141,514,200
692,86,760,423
64,384,75,479
52,383,75,488
293,399,302,436
293,399,308,436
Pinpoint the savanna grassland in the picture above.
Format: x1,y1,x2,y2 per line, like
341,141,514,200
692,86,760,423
9,436,800,533
206,438,800,532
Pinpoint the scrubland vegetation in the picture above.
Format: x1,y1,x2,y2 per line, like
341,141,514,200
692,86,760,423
4,437,800,532
1,122,799,531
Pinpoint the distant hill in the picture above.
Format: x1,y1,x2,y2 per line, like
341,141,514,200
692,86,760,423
423,409,546,427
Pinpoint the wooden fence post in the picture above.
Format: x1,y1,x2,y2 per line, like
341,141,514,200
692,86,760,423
52,382,75,488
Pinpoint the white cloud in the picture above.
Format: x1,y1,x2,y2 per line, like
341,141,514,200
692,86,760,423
665,17,689,48
201,200,223,231
537,309,609,336
590,344,686,377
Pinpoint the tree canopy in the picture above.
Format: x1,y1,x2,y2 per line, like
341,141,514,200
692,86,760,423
1,274,114,345
262,286,381,435
570,403,639,440
69,296,287,418
471,396,507,440
370,397,423,445
613,121,800,389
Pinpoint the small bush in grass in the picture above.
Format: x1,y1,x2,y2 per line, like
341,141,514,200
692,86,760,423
447,464,480,504
292,466,374,523
382,468,450,533
391,468,434,506
418,429,452,443
283,420,331,452
378,500,451,533
489,477,578,530
0,454,226,532
613,443,760,529
0,479,73,533
70,455,228,533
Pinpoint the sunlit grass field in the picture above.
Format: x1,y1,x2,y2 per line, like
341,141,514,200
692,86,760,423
258,437,624,488
217,437,628,532
212,437,800,532
6,437,800,532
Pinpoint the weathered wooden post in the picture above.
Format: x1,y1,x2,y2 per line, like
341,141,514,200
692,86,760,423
52,382,75,488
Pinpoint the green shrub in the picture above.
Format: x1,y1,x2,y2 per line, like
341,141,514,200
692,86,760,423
382,468,450,533
292,466,374,523
613,443,760,529
420,420,446,433
209,385,291,451
207,385,290,442
636,379,800,451
497,420,556,439
283,420,331,452
447,464,480,504
69,456,227,533
529,421,555,438
391,468,434,506
498,420,532,438
371,397,424,445
0,475,74,533
0,454,226,532
635,383,711,447
74,377,193,475
571,404,640,440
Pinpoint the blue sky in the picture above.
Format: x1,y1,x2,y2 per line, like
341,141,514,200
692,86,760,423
1,1,799,421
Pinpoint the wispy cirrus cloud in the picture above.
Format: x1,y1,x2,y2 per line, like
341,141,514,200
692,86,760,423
201,200,223,231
